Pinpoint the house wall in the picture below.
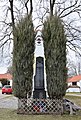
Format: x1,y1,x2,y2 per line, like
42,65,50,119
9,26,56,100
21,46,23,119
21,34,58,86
66,88,80,92
9,80,12,86
68,82,80,87
67,81,81,92
77,81,80,86
68,82,72,86
0,81,2,88
79,80,81,92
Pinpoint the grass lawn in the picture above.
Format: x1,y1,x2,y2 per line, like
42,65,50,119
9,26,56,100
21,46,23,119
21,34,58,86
0,108,81,120
0,95,81,120
65,95,81,107
66,92,81,95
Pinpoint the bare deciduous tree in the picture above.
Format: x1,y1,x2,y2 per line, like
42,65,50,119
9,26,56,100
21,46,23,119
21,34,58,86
0,0,81,66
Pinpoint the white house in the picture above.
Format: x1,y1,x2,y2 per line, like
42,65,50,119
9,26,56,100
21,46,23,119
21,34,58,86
66,75,81,92
0,73,12,87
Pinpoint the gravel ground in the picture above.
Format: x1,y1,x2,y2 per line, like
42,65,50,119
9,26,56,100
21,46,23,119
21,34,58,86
0,90,18,109
0,96,18,109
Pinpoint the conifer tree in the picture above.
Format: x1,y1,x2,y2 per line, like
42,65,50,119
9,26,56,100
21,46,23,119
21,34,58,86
42,15,67,99
13,15,34,98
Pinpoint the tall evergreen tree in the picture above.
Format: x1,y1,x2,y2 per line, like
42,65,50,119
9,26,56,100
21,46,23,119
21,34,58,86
42,15,67,99
13,15,35,98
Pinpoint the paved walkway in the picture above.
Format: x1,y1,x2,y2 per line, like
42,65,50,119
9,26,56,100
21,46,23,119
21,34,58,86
0,96,18,109
0,90,18,109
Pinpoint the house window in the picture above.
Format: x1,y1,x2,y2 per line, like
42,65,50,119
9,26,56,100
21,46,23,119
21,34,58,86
72,82,77,85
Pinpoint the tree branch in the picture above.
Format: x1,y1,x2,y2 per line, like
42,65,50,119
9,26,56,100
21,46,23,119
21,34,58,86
25,0,29,14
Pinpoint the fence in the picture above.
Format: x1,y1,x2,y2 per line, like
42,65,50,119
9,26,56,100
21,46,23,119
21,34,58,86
17,98,63,114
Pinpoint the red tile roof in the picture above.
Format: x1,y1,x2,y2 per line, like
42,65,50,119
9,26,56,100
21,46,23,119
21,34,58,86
67,75,81,83
0,74,81,83
0,73,12,80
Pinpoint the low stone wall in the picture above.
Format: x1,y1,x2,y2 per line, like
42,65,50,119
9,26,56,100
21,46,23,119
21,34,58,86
17,98,63,115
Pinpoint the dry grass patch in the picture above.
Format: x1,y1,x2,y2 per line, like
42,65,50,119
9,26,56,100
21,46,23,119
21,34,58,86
0,108,81,120
65,95,81,107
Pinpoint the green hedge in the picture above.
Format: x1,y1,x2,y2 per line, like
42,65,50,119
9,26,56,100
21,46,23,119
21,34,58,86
13,15,35,98
42,15,67,99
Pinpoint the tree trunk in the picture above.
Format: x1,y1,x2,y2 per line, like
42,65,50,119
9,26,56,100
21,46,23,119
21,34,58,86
30,0,33,15
9,0,15,28
50,0,56,16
